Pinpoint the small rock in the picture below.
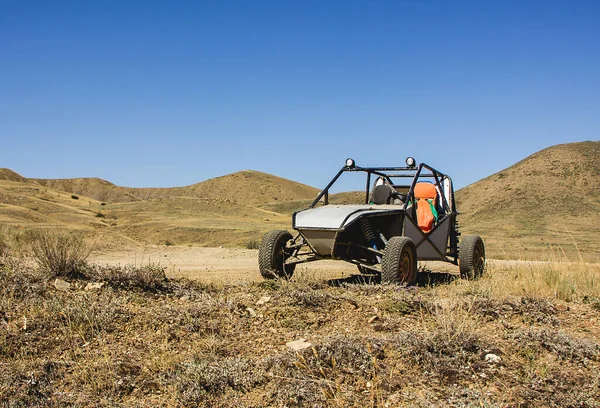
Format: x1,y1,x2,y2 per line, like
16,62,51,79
368,315,379,324
246,307,257,317
256,296,272,306
54,279,71,291
485,353,502,364
554,304,569,312
286,338,312,351
84,282,104,292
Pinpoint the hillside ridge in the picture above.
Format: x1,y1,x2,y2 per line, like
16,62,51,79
456,140,600,260
1,141,598,258
29,169,318,205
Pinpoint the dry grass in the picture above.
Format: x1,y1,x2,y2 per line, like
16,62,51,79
462,261,600,302
29,229,91,278
1,254,599,406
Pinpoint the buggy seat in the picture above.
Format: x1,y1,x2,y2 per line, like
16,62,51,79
414,182,438,233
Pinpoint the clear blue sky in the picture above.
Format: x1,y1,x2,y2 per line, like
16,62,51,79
1,0,598,190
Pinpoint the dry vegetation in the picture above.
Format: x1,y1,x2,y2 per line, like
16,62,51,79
1,230,599,407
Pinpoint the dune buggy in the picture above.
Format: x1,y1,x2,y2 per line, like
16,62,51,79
258,157,485,284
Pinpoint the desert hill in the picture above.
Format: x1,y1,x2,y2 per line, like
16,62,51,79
1,169,315,248
132,170,319,206
456,141,600,261
2,142,599,259
34,170,319,206
34,177,144,203
0,173,111,234
0,168,29,183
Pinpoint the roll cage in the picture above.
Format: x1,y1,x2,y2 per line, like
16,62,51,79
304,160,460,264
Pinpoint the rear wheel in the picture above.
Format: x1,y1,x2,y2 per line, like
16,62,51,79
459,235,485,279
381,237,417,285
258,230,296,280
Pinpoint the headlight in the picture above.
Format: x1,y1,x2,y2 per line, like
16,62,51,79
405,157,416,168
345,158,356,168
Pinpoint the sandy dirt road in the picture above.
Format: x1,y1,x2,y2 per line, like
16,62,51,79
89,245,545,284
90,245,359,283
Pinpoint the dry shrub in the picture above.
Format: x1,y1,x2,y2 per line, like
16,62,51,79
245,239,260,250
0,255,45,299
391,329,483,384
30,229,90,278
177,356,264,405
264,335,384,406
511,328,599,364
470,296,560,326
49,292,124,345
281,286,339,308
88,263,167,291
0,226,36,257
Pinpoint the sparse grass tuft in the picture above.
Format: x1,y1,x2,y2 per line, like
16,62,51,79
30,229,90,278
245,239,260,249
87,263,167,291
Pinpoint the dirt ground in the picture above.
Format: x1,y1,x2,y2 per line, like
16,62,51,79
88,245,523,284
89,245,357,283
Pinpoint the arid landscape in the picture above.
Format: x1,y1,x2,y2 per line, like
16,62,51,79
1,141,598,263
1,141,599,406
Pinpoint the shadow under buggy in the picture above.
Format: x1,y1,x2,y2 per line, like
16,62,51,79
259,158,485,285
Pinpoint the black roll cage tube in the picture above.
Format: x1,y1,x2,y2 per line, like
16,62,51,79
309,163,456,215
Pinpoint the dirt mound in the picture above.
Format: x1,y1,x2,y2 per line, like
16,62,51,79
0,168,28,183
456,141,600,260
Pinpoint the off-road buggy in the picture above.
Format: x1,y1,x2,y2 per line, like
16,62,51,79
258,158,485,284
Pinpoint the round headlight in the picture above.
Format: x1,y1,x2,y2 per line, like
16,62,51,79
345,158,356,168
405,157,416,167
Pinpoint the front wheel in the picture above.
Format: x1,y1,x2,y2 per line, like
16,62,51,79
258,230,296,280
381,237,417,285
459,235,485,279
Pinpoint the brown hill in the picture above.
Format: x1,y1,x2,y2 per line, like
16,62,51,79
133,170,319,206
1,170,299,248
34,177,143,203
34,170,319,206
3,142,599,258
0,168,29,183
456,141,600,261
